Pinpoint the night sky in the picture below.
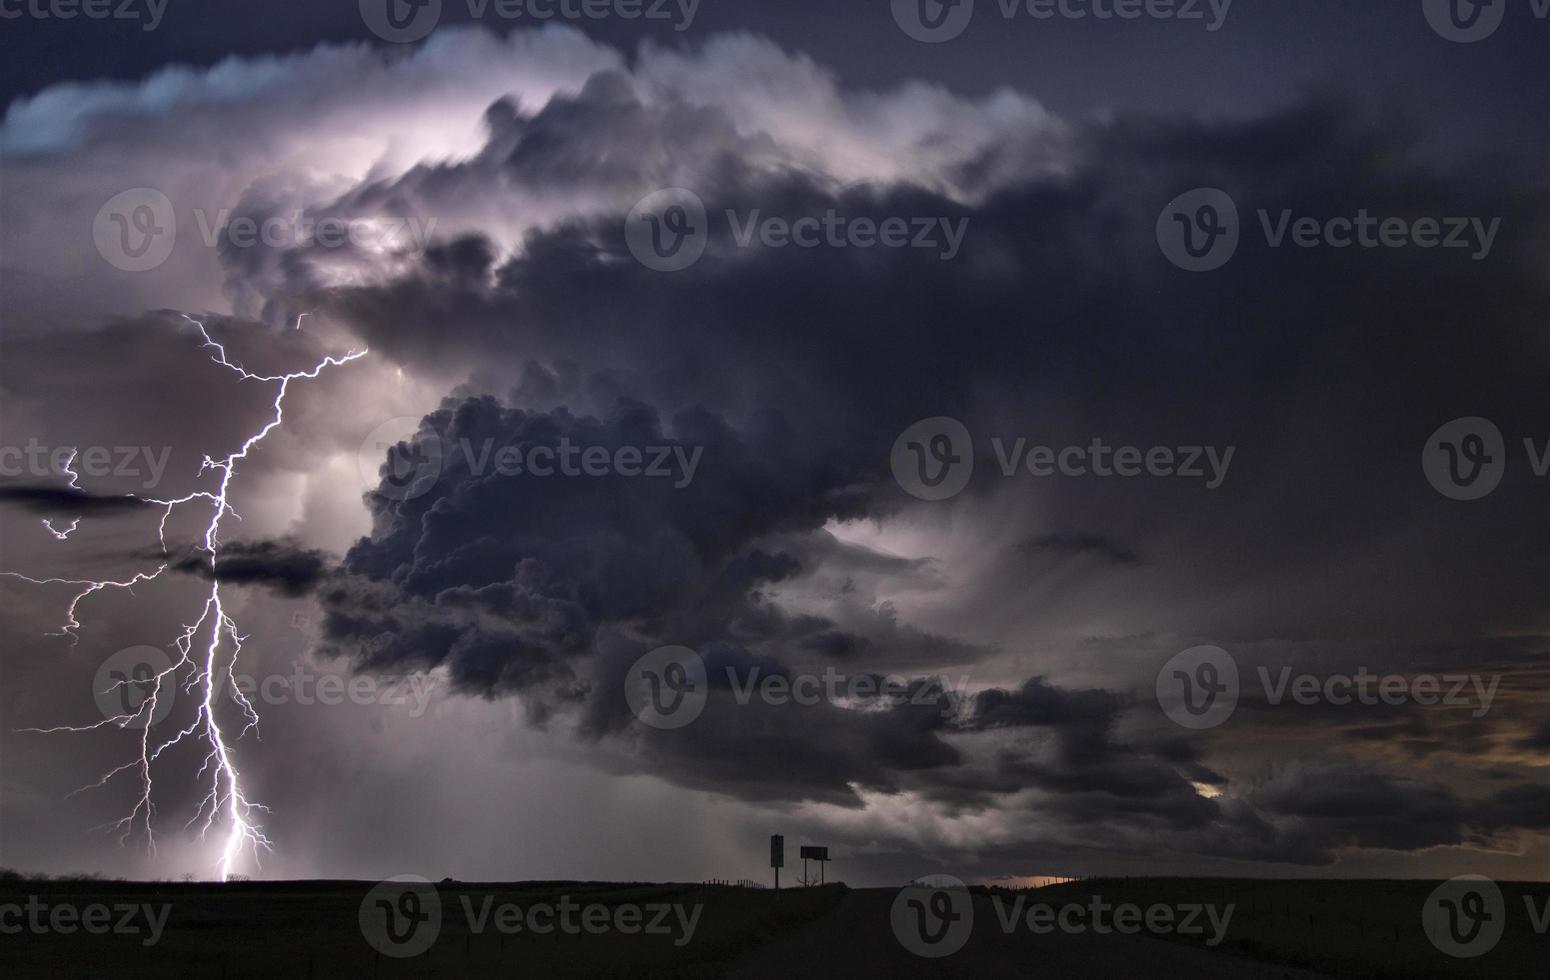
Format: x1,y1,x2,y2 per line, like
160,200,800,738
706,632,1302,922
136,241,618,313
0,1,1546,886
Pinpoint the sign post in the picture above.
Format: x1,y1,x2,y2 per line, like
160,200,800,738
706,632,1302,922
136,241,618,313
770,835,784,890
799,845,830,885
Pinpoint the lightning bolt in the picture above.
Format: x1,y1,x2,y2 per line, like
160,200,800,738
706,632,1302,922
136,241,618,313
43,517,80,540
41,449,83,539
2,314,366,880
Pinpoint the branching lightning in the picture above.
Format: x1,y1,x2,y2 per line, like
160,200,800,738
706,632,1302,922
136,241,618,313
2,315,366,880
42,517,81,540
41,448,84,540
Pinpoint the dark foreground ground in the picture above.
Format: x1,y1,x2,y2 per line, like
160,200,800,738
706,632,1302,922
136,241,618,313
1,877,1544,979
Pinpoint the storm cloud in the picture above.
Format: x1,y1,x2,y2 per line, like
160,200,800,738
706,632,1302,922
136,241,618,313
2,22,1545,884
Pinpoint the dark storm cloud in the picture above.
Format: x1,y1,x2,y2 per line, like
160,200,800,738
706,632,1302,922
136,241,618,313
304,73,1549,864
315,89,1550,653
1019,532,1142,565
1475,783,1550,832
318,393,875,697
1520,721,1550,750
1224,653,1547,764
909,676,1228,834
314,389,1180,808
9,21,1544,879
961,676,1125,730
165,539,330,598
797,630,867,659
600,635,966,806
1252,764,1472,853
6,2,1547,164
1146,736,1227,787
0,484,146,516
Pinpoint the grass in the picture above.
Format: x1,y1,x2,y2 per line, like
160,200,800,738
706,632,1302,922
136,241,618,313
0,879,846,980
1015,877,1548,979
2,876,1541,978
